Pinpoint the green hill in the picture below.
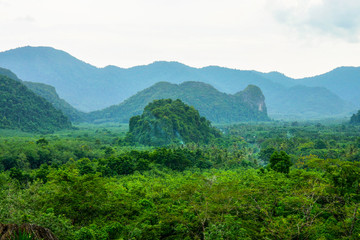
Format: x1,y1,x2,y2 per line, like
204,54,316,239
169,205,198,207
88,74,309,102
0,75,72,132
23,81,86,122
128,99,221,146
87,81,269,123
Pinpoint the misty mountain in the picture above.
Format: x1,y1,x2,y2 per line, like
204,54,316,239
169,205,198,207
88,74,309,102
269,85,350,119
86,82,269,123
0,46,355,118
298,67,360,107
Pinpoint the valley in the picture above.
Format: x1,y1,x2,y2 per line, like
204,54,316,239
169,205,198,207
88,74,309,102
0,47,360,239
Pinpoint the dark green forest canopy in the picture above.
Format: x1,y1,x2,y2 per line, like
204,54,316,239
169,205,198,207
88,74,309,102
1,122,360,239
0,74,72,132
127,99,222,146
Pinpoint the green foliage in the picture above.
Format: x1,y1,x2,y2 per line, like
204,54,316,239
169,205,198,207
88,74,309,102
2,122,360,239
128,99,222,146
9,168,32,184
269,151,292,174
12,231,34,240
0,75,72,132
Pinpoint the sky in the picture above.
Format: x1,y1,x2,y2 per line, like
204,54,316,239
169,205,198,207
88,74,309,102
0,0,360,78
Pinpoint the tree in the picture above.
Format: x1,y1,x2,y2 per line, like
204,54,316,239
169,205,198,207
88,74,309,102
269,151,292,174
350,110,360,124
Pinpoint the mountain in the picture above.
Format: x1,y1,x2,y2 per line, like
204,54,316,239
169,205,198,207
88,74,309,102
0,67,84,122
86,81,269,123
23,81,86,122
0,67,21,81
268,85,350,119
299,67,360,107
0,46,355,118
0,46,116,111
0,74,72,132
128,99,222,146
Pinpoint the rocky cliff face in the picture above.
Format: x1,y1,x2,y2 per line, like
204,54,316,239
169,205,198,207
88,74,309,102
0,223,58,240
235,84,268,120
236,85,267,112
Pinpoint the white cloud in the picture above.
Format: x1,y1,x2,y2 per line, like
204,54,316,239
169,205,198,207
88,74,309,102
14,15,35,23
0,0,360,78
271,0,360,42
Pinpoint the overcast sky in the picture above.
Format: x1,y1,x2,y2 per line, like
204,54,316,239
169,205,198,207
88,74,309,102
0,0,359,78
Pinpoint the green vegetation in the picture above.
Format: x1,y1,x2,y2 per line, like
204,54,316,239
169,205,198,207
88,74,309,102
350,110,360,124
1,121,360,239
2,46,360,239
127,99,221,146
12,231,34,240
88,82,269,123
0,75,72,132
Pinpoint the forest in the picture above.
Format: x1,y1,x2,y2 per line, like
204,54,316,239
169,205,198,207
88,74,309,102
1,119,360,239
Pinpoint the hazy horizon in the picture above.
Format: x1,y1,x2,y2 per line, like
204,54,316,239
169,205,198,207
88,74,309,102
2,45,359,80
1,0,360,78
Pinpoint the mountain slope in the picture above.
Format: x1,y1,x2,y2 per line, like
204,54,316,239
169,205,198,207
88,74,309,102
0,75,72,132
0,46,110,111
87,81,269,123
269,85,350,119
299,67,360,107
23,81,86,122
0,67,21,81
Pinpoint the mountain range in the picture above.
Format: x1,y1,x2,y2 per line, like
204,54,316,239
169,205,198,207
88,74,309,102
0,46,358,119
0,67,269,125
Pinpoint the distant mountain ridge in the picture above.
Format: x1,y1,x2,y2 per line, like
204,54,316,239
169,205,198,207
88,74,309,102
0,46,356,119
87,81,269,123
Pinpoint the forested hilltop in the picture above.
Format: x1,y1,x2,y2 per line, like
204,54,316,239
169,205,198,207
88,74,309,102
0,74,72,132
87,81,269,123
127,99,221,146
